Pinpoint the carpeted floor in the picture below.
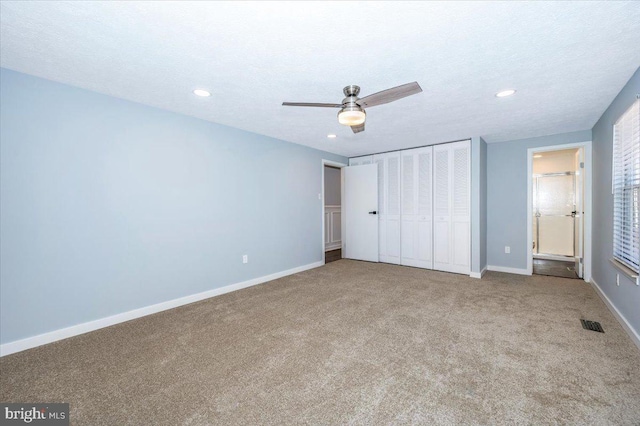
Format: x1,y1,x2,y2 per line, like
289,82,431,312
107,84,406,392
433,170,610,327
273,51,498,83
1,260,640,425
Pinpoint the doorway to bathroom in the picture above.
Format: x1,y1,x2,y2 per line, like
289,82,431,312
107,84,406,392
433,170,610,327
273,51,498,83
530,146,587,279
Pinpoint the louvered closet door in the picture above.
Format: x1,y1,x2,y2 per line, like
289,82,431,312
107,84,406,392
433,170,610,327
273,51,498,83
374,152,401,264
433,141,470,274
451,142,470,273
433,146,451,270
401,146,433,268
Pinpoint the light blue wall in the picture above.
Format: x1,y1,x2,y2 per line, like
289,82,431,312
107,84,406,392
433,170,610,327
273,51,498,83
324,166,341,206
0,69,346,345
591,67,640,336
486,130,592,270
471,137,487,274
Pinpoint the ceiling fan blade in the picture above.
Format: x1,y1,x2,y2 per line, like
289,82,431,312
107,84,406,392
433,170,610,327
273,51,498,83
351,123,365,134
282,102,342,108
357,82,422,108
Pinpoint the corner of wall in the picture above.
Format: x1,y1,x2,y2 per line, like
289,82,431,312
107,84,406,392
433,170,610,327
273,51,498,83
470,137,483,274
590,67,640,345
479,137,488,271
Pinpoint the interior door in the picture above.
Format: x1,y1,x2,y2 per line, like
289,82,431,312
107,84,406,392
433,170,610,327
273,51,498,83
401,146,433,269
451,143,471,273
344,164,379,262
374,152,401,264
574,149,584,278
433,146,451,270
537,174,575,256
433,141,470,274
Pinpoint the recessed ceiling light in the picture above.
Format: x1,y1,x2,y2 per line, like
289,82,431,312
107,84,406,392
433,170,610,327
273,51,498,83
327,134,337,139
193,89,211,97
533,154,543,158
496,89,516,98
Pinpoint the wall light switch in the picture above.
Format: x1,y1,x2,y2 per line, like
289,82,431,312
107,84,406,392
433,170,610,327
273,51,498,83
318,193,322,200
505,246,511,254
243,255,248,264
616,274,619,286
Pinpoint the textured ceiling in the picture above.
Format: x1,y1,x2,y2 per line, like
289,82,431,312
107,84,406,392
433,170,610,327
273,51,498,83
1,1,639,157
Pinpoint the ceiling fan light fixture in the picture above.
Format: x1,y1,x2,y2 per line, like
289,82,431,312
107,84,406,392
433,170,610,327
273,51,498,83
338,105,366,126
282,81,422,133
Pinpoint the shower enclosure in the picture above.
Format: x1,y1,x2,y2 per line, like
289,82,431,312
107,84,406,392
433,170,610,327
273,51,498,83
532,172,576,258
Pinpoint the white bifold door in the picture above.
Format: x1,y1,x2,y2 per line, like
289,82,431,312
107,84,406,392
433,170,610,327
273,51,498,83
433,141,471,274
401,146,433,268
347,140,471,275
373,152,401,264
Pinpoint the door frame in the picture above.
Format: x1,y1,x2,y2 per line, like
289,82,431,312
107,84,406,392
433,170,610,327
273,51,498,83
526,141,592,280
321,159,348,264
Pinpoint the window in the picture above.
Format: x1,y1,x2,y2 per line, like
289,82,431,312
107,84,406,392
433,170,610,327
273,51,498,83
612,98,639,275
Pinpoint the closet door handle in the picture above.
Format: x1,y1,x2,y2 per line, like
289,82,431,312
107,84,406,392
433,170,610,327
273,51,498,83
368,211,377,215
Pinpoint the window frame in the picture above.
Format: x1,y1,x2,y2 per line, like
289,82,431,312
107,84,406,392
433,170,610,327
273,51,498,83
611,98,640,280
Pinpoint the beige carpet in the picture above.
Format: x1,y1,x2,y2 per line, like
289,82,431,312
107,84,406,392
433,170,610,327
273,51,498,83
2,260,640,425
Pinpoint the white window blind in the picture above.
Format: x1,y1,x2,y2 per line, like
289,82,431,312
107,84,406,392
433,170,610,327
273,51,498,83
612,98,640,274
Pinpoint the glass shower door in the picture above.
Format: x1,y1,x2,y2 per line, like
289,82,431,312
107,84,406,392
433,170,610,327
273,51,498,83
533,173,575,257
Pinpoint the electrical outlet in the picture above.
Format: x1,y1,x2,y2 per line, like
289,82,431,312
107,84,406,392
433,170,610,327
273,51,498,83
505,246,511,254
318,193,322,200
616,274,619,286
242,255,248,264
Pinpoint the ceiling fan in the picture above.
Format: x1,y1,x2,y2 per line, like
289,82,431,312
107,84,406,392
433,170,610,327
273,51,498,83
282,82,422,133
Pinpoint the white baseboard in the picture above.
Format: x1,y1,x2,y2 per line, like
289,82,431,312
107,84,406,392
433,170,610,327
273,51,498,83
324,243,341,252
0,261,323,357
487,265,530,276
533,253,574,262
590,278,640,351
470,266,488,279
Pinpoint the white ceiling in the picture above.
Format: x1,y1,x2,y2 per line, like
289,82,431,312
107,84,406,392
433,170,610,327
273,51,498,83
1,1,639,157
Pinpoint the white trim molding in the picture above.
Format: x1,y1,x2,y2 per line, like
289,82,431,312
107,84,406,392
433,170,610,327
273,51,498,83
487,265,530,276
470,266,488,279
0,261,323,357
324,205,342,251
590,278,640,351
609,258,640,285
533,253,575,262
